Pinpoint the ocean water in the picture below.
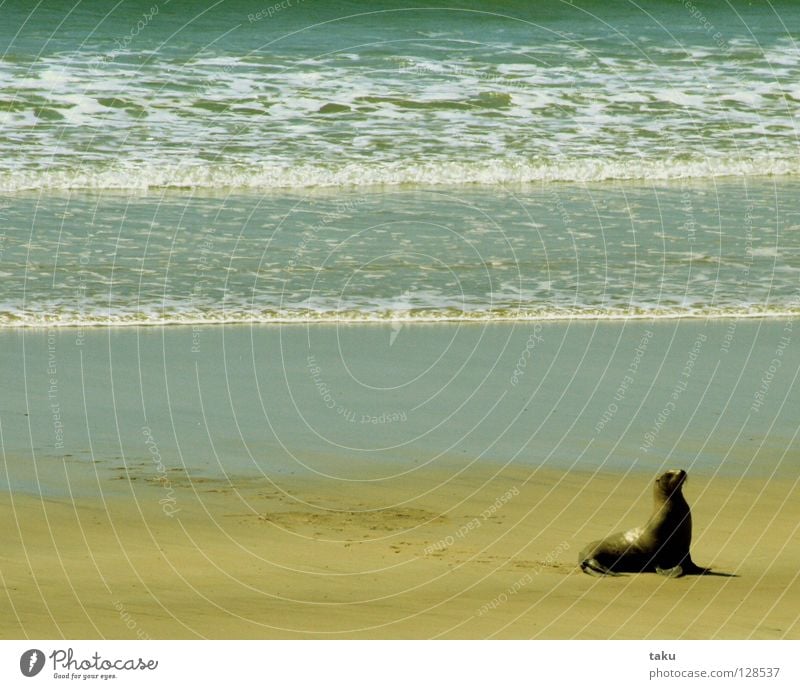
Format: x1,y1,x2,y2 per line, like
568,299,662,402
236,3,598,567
1,0,799,325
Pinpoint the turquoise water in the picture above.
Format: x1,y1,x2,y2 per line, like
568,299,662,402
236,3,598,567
1,3,799,491
1,1,799,324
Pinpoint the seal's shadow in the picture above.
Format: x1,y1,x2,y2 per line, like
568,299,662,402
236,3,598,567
691,568,739,578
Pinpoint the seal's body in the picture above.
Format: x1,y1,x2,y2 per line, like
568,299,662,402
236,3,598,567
579,469,706,577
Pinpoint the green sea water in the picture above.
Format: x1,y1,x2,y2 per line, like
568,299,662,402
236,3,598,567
1,2,798,488
2,1,799,324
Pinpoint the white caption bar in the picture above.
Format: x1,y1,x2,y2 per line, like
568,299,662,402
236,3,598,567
1,640,796,688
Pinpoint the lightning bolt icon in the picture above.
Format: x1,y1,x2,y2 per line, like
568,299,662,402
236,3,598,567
389,290,413,347
28,651,38,672
389,321,403,347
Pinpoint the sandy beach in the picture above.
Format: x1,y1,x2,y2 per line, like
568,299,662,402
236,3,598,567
1,319,798,639
1,465,797,639
4,0,800,660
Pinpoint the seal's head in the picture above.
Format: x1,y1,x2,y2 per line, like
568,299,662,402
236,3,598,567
655,469,687,499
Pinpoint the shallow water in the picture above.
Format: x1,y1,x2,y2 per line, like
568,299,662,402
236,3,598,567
1,179,799,327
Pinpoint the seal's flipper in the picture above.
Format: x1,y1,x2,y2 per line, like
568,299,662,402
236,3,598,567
655,565,684,578
580,559,623,577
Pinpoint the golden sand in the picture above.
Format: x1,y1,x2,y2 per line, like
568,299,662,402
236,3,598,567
2,466,797,639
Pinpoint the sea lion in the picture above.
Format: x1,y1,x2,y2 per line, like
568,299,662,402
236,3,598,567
579,469,707,577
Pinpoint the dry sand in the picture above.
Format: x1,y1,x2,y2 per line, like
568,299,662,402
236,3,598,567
2,465,797,639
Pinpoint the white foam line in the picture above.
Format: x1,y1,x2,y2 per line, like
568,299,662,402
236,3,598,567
1,309,797,329
3,156,800,192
